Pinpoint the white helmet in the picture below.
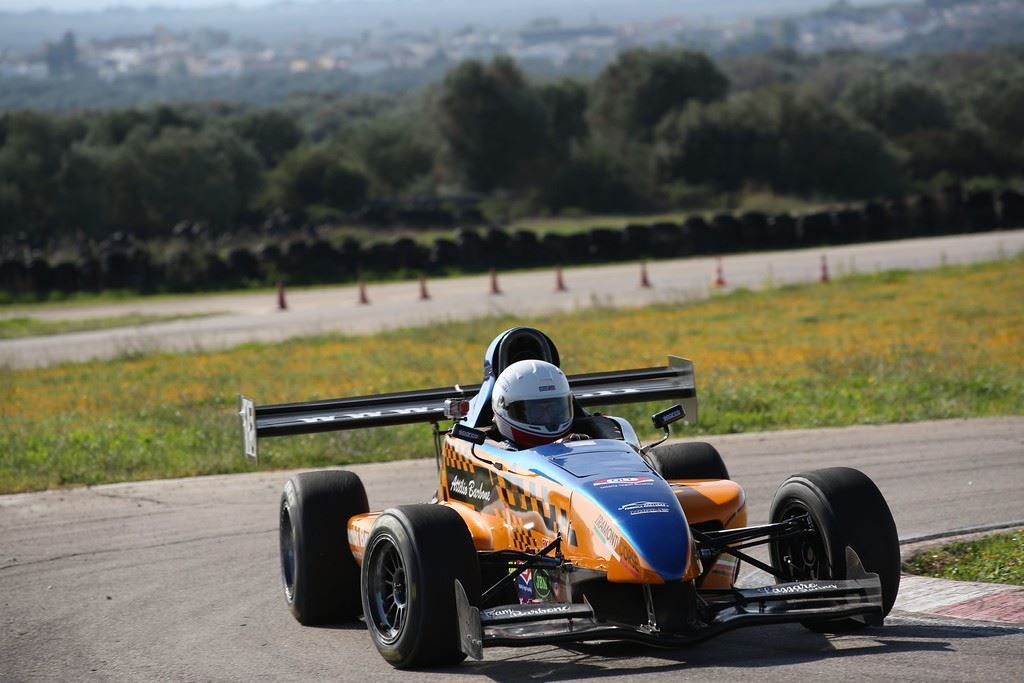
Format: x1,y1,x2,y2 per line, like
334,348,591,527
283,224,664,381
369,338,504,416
492,359,573,447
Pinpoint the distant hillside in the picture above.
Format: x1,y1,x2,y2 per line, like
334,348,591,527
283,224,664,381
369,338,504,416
0,1,887,54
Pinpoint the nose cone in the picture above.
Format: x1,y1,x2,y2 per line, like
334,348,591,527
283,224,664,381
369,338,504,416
583,475,690,581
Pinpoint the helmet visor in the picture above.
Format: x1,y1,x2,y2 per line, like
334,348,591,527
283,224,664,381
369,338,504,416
505,396,573,431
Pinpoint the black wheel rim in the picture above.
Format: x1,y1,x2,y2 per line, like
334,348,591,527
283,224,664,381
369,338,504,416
366,535,408,645
280,504,296,602
773,500,831,581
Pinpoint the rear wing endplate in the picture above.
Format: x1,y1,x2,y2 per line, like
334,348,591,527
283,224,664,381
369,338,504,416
239,355,696,463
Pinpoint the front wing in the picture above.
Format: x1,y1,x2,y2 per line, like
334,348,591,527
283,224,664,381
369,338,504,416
455,547,883,659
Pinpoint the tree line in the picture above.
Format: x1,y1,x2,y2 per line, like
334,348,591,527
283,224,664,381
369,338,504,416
1,45,1022,257
3,184,1021,299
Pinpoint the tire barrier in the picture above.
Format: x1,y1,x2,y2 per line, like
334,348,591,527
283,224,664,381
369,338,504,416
3,185,1021,299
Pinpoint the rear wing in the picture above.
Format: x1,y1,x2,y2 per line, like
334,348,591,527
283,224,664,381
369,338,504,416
239,355,696,463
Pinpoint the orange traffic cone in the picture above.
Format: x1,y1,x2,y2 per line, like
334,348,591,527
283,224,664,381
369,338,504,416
639,261,652,289
820,254,830,283
489,268,502,295
276,280,287,311
715,257,727,288
418,274,430,300
554,266,567,292
357,279,369,305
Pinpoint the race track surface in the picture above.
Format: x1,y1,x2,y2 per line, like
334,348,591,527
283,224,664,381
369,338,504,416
2,417,1022,681
3,229,1022,368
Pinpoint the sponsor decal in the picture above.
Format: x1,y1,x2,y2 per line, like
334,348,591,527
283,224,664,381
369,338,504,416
534,570,552,600
347,526,369,549
575,388,640,399
483,604,572,619
757,582,839,595
298,406,432,423
618,501,671,515
617,542,642,578
283,479,297,509
593,476,654,489
539,384,556,392
516,569,534,604
593,515,620,553
448,474,494,504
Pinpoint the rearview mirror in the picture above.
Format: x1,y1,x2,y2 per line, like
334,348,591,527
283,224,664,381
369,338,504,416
651,404,685,430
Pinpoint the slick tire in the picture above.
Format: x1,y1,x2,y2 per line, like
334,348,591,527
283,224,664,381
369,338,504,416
361,505,481,669
769,467,900,631
279,470,368,625
649,442,730,481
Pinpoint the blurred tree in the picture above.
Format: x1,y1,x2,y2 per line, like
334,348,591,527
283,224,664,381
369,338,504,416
541,146,644,214
775,91,902,197
589,48,729,149
898,128,1006,180
656,90,901,198
352,119,435,196
262,145,368,219
437,57,547,191
536,79,589,162
973,74,1024,143
0,111,66,237
97,126,263,236
55,144,104,237
232,109,303,167
656,94,777,191
84,109,150,147
841,75,953,137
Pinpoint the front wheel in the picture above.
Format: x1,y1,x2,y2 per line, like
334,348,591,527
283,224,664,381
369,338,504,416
769,467,900,630
361,505,480,669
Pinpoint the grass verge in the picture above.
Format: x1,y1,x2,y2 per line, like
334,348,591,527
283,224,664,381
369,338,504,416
0,313,218,339
903,530,1024,586
1,257,1021,494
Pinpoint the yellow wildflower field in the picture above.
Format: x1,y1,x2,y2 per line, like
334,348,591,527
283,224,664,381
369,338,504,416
1,258,1021,493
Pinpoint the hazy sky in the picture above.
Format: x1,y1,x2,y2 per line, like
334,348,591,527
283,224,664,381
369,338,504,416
0,0,883,14
0,0,279,9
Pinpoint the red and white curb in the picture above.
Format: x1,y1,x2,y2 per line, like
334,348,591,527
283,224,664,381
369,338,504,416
894,574,1024,625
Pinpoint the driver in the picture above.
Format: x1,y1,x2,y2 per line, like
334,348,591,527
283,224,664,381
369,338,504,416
491,359,578,448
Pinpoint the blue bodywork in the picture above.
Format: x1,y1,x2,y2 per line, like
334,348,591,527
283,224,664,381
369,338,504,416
474,437,691,582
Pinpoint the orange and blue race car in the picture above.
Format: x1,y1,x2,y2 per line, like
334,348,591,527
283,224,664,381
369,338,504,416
238,327,900,669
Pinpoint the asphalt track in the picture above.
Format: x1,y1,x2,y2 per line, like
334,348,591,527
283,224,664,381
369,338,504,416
2,417,1022,681
2,229,1023,368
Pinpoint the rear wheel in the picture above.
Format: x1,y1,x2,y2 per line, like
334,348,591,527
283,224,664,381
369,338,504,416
650,442,729,480
361,505,480,669
279,470,368,625
769,467,900,630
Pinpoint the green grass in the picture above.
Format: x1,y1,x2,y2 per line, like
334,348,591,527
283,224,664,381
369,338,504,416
903,530,1024,586
510,193,822,234
1,257,1021,494
0,313,218,339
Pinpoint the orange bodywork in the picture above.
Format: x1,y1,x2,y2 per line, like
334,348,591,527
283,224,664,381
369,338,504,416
670,479,747,588
348,435,747,588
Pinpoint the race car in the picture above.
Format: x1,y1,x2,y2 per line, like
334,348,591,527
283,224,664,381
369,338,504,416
238,326,900,669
